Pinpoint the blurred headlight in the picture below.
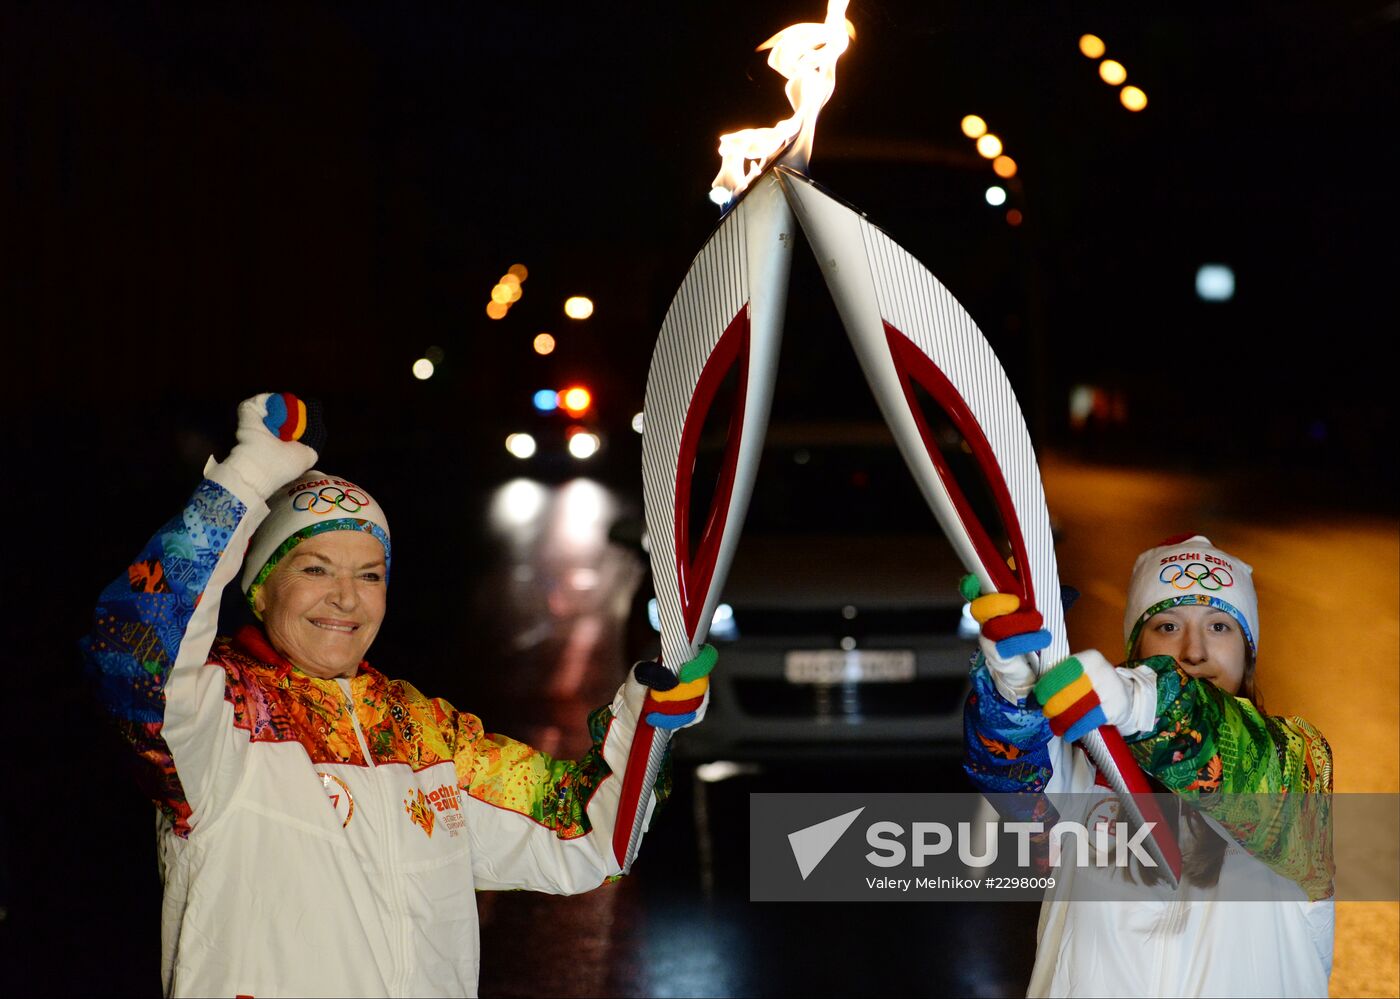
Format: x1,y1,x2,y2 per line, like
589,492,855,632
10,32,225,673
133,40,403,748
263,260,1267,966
646,598,739,641
709,602,739,641
568,431,601,459
505,433,537,459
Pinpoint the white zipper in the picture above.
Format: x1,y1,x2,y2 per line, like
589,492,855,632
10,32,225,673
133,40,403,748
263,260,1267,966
339,677,412,998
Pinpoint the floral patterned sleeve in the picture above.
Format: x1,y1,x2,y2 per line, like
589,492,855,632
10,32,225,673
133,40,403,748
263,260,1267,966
453,704,672,842
1126,654,1334,899
962,656,1055,794
1125,655,1332,794
444,675,670,892
79,479,250,835
961,657,1061,871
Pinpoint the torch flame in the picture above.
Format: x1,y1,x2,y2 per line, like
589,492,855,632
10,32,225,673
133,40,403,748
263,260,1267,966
709,1,855,206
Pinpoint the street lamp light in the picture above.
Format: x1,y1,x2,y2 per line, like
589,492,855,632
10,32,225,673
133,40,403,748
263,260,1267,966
1099,59,1127,85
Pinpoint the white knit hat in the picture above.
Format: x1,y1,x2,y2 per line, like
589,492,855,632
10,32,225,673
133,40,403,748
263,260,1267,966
241,471,392,613
1123,534,1258,658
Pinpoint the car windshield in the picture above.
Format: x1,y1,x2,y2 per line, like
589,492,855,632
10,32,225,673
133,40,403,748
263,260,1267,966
742,437,941,535
683,421,957,538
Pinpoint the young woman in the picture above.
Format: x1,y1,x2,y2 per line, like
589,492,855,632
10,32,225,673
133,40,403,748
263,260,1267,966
963,534,1334,997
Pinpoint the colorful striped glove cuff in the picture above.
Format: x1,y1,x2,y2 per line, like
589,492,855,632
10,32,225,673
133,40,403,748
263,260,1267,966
636,644,717,730
982,608,1051,658
1034,656,1107,743
263,392,326,453
958,573,982,603
970,592,1020,624
994,629,1054,658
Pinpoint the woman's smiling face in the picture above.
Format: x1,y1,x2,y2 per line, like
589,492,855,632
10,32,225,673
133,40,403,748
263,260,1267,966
254,531,387,678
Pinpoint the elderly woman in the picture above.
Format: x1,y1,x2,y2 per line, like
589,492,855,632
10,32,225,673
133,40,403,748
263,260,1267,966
82,393,710,998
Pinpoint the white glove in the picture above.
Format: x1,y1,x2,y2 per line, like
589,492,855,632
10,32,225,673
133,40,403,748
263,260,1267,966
1036,649,1159,741
206,393,319,500
980,634,1038,705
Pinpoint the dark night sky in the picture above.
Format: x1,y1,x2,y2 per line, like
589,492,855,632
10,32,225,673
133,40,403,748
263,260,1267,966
3,0,1394,690
2,1,1395,634
4,2,1395,424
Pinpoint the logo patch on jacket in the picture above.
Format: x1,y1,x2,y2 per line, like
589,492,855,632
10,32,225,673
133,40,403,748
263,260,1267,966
319,772,355,828
405,790,436,837
404,784,465,838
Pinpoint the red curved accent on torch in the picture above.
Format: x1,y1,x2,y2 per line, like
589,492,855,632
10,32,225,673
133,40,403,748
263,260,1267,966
612,720,657,868
882,322,1032,606
674,306,751,641
1099,727,1183,879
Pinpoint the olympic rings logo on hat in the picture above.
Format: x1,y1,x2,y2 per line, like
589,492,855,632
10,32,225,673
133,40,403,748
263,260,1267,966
1159,562,1234,591
292,486,370,516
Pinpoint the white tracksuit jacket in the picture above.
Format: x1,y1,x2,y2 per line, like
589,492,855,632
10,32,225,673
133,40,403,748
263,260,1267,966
82,464,662,997
963,663,1334,997
1028,741,1335,998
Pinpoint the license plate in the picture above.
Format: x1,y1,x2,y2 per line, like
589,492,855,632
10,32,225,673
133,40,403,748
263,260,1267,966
783,650,916,685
